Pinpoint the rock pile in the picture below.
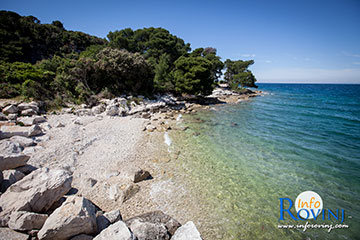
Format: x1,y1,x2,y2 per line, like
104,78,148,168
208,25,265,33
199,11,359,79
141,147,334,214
0,102,202,239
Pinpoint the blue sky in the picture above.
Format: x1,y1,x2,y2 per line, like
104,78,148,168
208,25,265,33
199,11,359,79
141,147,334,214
1,0,360,83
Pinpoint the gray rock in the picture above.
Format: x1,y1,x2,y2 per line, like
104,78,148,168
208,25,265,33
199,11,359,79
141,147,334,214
170,221,202,240
38,196,97,240
93,220,133,240
17,116,46,126
17,102,39,112
0,227,28,240
127,219,168,240
96,210,122,233
55,122,65,128
15,164,37,175
75,109,93,116
1,170,26,191
108,183,140,203
8,211,48,231
104,210,122,224
0,140,30,171
70,234,94,240
106,105,119,116
21,108,37,116
120,166,150,183
92,105,105,115
0,125,29,138
28,124,43,137
125,211,181,239
0,155,30,171
2,105,18,114
9,136,36,148
7,114,17,121
0,168,72,226
0,113,7,121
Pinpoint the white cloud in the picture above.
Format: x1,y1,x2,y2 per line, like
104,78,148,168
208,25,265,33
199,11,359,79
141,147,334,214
342,51,360,58
256,68,360,84
241,54,256,58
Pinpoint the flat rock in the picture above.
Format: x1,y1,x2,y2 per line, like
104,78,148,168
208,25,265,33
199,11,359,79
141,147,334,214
0,227,29,240
2,105,18,114
0,140,30,171
125,211,181,239
17,102,39,111
21,109,37,116
17,116,46,126
9,136,36,147
0,168,72,226
93,220,133,240
170,221,202,240
0,125,30,138
38,196,97,240
8,211,48,231
15,164,37,175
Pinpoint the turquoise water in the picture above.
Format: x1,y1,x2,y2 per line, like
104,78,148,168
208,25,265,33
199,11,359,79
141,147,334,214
171,84,360,240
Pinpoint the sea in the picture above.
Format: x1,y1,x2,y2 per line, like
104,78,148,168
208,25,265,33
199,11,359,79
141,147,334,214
169,83,360,240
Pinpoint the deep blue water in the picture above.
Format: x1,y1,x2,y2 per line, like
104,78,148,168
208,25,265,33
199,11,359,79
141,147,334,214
173,83,360,239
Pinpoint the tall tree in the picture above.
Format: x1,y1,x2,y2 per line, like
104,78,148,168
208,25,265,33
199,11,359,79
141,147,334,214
224,59,257,89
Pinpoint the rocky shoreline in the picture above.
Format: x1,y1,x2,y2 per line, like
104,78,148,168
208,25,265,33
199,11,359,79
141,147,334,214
0,86,262,240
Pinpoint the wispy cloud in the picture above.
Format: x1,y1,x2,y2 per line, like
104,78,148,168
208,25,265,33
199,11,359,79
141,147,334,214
265,60,272,63
342,51,360,58
241,54,256,58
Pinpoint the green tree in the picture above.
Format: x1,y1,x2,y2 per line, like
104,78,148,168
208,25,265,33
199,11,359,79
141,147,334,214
154,54,173,92
224,59,257,89
171,56,213,95
190,47,224,81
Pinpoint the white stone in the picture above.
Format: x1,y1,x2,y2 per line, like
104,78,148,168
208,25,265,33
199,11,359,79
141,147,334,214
0,168,72,226
0,227,28,240
9,136,36,147
38,196,97,240
171,221,202,240
93,221,133,240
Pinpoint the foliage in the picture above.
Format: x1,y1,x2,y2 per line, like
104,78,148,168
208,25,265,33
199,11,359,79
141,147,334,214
224,59,257,88
190,47,224,81
0,10,106,63
108,27,191,65
0,61,54,99
171,56,214,95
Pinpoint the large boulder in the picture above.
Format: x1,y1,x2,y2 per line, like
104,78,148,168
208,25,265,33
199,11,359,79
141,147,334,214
0,227,28,240
0,168,72,226
8,211,48,231
0,140,30,171
93,220,133,240
170,221,202,240
125,211,181,240
2,105,18,114
38,196,97,240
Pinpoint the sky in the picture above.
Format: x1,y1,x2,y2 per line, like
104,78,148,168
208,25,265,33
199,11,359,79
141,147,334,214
1,0,360,83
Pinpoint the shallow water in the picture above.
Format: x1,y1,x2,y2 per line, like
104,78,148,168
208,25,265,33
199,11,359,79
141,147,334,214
171,84,360,240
